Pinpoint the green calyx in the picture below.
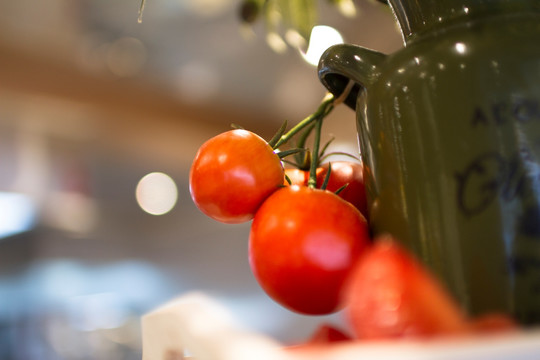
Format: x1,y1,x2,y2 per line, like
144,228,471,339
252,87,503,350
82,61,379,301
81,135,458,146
230,81,356,194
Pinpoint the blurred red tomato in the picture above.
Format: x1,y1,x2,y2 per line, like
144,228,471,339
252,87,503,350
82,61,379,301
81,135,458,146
307,323,352,344
468,313,519,333
343,236,469,339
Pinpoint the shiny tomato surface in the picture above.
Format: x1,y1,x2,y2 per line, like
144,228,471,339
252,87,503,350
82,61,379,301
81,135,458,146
249,185,370,315
190,129,284,224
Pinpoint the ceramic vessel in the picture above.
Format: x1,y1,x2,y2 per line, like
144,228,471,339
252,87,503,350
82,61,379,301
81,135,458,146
319,0,540,324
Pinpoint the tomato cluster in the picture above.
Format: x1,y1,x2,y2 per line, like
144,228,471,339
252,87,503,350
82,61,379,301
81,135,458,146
190,126,370,315
189,97,518,344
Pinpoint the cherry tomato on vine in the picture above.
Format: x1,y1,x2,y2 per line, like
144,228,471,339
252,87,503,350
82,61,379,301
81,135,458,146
343,236,469,339
249,185,370,315
283,167,321,186
189,129,284,224
285,161,368,218
317,162,368,218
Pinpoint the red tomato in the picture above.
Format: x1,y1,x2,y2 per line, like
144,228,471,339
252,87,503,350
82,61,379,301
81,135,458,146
343,236,469,339
284,161,367,218
317,162,367,218
249,185,370,315
287,323,352,352
307,323,352,344
283,167,314,186
468,313,519,333
189,129,284,224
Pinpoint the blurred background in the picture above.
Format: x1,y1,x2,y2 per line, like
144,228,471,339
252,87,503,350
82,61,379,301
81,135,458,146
0,0,402,358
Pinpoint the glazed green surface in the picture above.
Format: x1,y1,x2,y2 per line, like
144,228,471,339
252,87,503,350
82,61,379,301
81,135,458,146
319,6,540,324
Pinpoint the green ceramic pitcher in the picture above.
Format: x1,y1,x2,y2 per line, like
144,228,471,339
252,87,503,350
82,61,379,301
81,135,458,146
318,0,540,325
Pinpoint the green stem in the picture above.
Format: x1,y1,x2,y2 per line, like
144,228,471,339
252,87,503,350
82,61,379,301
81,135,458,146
319,151,361,163
307,116,323,189
294,122,315,168
273,93,334,149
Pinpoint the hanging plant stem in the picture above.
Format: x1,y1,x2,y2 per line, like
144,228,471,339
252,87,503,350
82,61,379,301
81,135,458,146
294,122,316,170
308,115,324,189
273,92,335,149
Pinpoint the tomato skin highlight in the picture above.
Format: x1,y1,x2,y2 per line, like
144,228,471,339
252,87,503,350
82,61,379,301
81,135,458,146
285,161,368,219
343,236,469,339
189,129,284,224
249,185,370,315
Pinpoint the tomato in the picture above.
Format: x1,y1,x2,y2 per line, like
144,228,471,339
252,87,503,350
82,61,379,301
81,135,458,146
468,313,518,333
284,161,368,218
343,236,469,339
283,167,316,186
189,129,284,224
306,323,352,344
317,162,368,218
287,323,351,352
249,185,370,315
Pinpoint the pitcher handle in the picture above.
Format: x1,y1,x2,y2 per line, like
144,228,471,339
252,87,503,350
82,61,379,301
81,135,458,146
318,44,387,109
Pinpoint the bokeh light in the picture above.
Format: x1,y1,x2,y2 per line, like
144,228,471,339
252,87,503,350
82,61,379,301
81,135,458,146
135,172,178,215
301,25,344,66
